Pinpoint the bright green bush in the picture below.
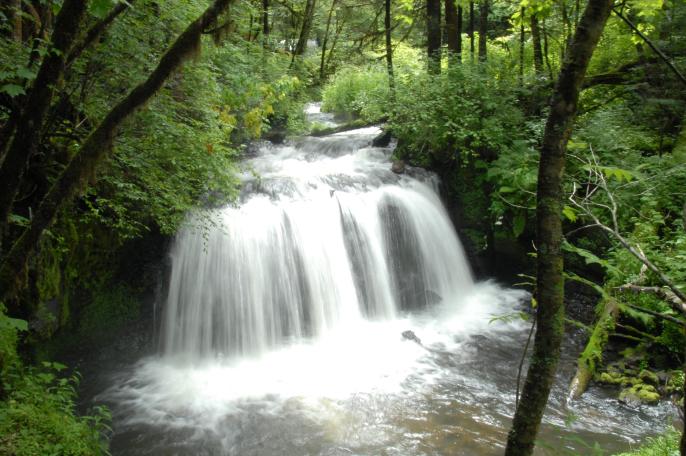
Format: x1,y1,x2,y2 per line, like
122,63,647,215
321,65,390,122
390,64,525,166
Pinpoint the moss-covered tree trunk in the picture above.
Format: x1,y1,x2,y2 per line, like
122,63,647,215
568,297,619,400
0,0,235,309
0,0,88,245
504,1,614,454
427,0,441,74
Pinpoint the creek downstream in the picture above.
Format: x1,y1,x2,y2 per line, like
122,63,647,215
91,104,675,455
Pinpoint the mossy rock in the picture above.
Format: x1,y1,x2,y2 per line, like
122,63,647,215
638,369,659,386
598,371,623,385
619,376,641,387
619,383,660,405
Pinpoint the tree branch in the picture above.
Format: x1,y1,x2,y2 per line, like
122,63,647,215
612,8,686,87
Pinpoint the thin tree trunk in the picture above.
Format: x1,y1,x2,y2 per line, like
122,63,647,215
542,17,554,80
263,0,270,36
478,0,488,62
0,0,236,308
11,0,22,42
531,14,543,75
427,0,441,73
294,0,316,55
385,0,396,98
445,0,459,64
0,0,89,247
320,0,337,79
504,0,614,454
469,1,475,60
457,6,462,59
519,7,525,85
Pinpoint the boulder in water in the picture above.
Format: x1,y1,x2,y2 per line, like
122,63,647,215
391,160,405,174
372,130,392,147
402,330,422,345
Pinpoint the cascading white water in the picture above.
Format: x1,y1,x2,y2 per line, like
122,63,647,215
161,124,473,359
99,106,671,455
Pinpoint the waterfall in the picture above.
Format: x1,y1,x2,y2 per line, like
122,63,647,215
160,124,473,359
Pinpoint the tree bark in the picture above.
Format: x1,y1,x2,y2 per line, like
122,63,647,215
385,0,396,98
0,0,236,307
478,0,488,62
427,0,441,74
294,0,316,55
504,0,614,454
531,14,543,75
0,0,89,247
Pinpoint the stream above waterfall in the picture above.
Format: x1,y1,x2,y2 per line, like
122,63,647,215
88,105,678,455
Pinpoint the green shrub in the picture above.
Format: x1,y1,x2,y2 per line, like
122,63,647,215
613,428,681,456
0,308,109,455
321,65,390,122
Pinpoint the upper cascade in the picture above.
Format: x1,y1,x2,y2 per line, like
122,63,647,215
160,116,473,359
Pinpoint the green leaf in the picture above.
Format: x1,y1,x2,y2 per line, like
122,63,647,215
15,67,36,80
0,316,28,331
8,213,30,227
1,84,25,97
90,0,116,18
562,205,577,222
513,213,526,237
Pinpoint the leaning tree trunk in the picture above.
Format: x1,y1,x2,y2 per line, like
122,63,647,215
504,1,614,455
427,0,441,74
478,0,488,61
0,0,88,246
294,0,316,55
0,0,236,309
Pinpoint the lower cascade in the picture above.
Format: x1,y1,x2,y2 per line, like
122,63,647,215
161,125,473,358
